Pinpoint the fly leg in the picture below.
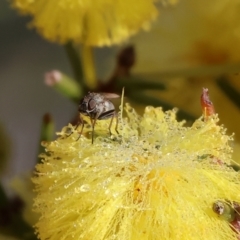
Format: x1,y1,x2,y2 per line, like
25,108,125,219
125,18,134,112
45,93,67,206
75,114,84,141
90,114,99,144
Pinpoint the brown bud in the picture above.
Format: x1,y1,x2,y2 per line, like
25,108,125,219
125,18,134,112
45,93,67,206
201,88,215,119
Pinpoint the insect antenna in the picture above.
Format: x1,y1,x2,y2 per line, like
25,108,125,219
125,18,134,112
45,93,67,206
90,114,99,144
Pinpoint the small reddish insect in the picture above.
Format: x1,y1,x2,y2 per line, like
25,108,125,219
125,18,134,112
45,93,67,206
201,88,215,119
75,92,119,144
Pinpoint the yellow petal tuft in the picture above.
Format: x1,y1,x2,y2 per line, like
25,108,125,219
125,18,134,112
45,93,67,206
10,0,170,46
33,104,240,240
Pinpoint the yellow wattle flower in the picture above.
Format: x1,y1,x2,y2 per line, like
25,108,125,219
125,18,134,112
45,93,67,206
133,0,240,73
33,104,240,240
10,173,39,226
11,0,167,46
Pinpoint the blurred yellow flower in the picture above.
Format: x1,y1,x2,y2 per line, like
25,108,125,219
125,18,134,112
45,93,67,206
11,0,173,46
33,102,240,240
10,173,39,226
132,0,240,73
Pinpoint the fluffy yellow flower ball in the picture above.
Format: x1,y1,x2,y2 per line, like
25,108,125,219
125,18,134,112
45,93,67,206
11,0,166,46
33,103,240,240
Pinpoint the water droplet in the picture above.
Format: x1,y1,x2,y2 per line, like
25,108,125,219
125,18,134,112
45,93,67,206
80,184,90,192
55,197,62,201
80,234,84,239
83,157,90,163
112,192,119,198
105,189,110,195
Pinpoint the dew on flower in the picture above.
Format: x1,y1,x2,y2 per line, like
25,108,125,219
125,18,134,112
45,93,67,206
55,197,62,201
83,157,90,163
78,184,91,193
33,89,240,240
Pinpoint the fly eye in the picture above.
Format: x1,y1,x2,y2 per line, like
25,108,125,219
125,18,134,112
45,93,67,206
88,99,96,111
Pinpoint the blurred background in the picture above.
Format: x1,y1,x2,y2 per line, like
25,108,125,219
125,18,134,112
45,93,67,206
0,0,240,238
0,0,76,187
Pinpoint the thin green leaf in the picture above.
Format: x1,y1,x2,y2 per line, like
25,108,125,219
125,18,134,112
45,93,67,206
116,76,166,91
217,76,240,109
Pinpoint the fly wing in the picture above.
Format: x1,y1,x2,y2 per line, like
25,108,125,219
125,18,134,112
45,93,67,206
101,93,120,99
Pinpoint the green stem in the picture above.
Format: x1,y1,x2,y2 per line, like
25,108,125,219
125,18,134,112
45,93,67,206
0,184,8,206
38,113,54,163
64,42,84,87
45,70,83,103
